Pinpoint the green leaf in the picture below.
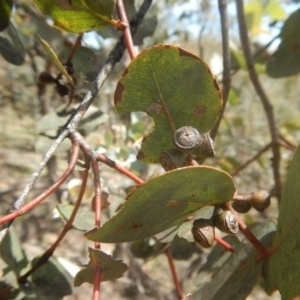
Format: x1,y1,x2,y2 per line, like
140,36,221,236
0,0,13,32
264,0,286,21
85,166,235,243
279,8,300,42
57,204,94,231
263,144,300,299
34,0,116,33
0,22,25,66
267,42,300,78
114,45,222,163
194,220,277,300
74,248,128,286
31,256,73,299
37,35,75,87
98,1,157,45
267,8,300,78
1,225,28,276
194,235,241,286
58,46,100,82
244,0,263,35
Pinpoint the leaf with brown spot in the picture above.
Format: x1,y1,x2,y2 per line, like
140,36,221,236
114,45,223,163
85,166,235,243
34,0,116,33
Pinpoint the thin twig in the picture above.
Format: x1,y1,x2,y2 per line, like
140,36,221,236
214,236,235,252
231,142,272,176
96,153,144,185
13,129,69,210
0,142,79,227
66,33,83,64
18,153,89,284
90,158,102,298
278,134,296,152
93,269,101,300
165,249,183,299
235,0,281,201
90,158,102,248
225,203,269,259
117,0,137,59
210,0,231,139
216,34,279,81
278,140,296,152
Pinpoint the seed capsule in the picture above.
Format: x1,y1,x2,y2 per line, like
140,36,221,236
249,190,271,212
232,200,251,213
191,218,215,248
173,126,201,151
214,211,239,234
159,149,186,171
197,133,216,158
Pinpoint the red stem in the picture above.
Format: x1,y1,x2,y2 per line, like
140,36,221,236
93,265,101,300
0,142,79,225
165,249,183,299
225,203,268,259
116,0,137,59
66,33,83,64
278,140,296,152
214,236,235,252
18,155,89,284
91,158,102,250
96,154,144,185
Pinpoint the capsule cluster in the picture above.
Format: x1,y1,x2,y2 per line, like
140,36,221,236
232,190,271,213
160,126,215,171
191,210,239,248
191,190,271,248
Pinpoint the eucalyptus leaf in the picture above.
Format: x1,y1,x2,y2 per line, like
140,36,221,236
263,144,300,299
74,248,128,286
37,35,75,87
114,45,222,163
0,22,25,65
1,225,28,277
57,204,94,231
34,0,116,33
58,46,100,82
30,256,73,299
267,8,300,78
85,166,235,243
